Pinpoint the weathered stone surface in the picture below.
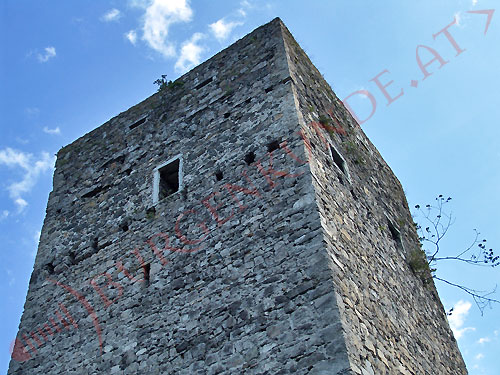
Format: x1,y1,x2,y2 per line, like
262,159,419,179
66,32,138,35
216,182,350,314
8,17,466,375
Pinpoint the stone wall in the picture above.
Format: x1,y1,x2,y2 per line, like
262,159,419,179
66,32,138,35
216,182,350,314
9,18,353,375
9,17,467,375
278,20,467,375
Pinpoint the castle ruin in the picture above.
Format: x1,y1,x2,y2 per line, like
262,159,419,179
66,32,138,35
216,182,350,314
9,18,467,375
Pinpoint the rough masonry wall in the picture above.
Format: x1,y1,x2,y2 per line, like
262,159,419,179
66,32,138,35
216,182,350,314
278,21,467,375
10,19,352,375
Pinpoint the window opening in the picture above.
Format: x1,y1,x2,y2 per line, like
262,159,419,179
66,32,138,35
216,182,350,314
159,160,179,198
387,218,404,252
329,144,350,180
144,263,151,286
153,155,182,204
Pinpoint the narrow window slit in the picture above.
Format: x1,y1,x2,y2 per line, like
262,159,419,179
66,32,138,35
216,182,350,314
82,185,109,199
144,263,151,285
97,241,112,250
129,117,147,130
195,77,213,90
224,112,231,119
215,171,223,181
68,251,76,265
265,86,273,93
387,219,404,252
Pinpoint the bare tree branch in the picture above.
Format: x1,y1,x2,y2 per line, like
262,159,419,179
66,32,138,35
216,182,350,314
433,277,499,316
412,195,499,314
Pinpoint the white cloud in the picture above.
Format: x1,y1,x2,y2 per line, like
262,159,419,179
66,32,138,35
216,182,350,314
16,137,29,145
477,337,491,344
142,0,193,57
37,46,56,63
15,198,28,211
0,148,55,212
175,32,206,73
101,8,122,22
209,19,243,42
43,126,61,135
125,30,138,45
25,107,40,118
236,1,253,19
0,149,31,169
129,0,149,8
240,0,252,9
475,353,484,360
447,300,475,340
0,210,9,220
453,11,470,28
472,0,478,6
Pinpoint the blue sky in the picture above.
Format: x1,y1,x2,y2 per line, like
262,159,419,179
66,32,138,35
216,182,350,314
1,1,499,373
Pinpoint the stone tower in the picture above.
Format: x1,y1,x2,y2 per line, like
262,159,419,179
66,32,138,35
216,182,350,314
9,18,467,375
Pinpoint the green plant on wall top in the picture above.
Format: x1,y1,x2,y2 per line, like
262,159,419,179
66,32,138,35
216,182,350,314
316,112,347,137
154,75,184,93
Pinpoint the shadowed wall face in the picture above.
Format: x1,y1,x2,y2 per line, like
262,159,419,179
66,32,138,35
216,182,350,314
280,21,467,375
